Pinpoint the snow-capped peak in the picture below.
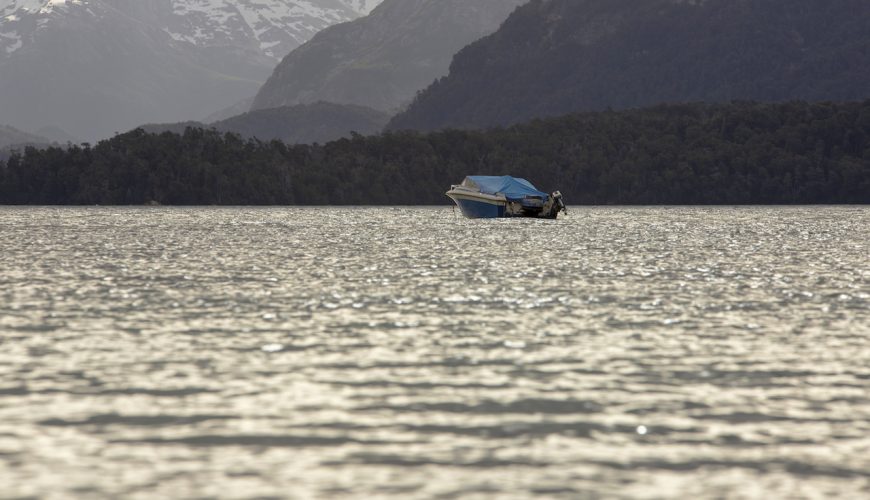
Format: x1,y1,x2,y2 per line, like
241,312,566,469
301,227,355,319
167,0,360,58
1,0,82,15
1,0,384,58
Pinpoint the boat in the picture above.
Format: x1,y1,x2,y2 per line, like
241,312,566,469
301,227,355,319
446,175,566,219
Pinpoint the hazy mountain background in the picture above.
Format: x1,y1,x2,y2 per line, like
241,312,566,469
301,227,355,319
0,124,50,162
34,125,80,144
0,0,383,141
214,102,389,143
4,0,870,147
141,101,389,144
388,0,870,131
251,0,527,114
0,123,46,148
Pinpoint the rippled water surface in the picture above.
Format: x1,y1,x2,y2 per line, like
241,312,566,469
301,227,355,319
1,207,869,498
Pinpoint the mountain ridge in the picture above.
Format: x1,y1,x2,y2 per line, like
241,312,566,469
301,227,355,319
251,0,527,114
0,0,383,140
0,124,48,149
140,101,390,144
388,0,870,131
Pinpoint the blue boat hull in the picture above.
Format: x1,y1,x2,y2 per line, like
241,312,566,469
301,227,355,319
446,176,566,219
453,198,506,219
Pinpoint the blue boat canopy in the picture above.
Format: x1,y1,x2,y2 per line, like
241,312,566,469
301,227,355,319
464,176,549,201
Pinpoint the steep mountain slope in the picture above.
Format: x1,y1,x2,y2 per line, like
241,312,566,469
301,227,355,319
388,0,870,131
251,0,527,114
0,0,381,140
204,97,257,123
140,102,389,144
341,0,381,14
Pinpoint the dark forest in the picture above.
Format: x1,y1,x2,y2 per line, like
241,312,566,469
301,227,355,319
2,101,869,205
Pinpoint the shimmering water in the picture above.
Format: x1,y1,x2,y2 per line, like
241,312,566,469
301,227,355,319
1,207,868,498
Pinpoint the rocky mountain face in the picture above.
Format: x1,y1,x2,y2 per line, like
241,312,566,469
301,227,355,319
388,0,870,131
0,0,382,140
251,0,527,114
340,0,381,15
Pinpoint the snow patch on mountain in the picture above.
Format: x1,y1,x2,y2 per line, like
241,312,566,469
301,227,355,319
1,1,48,14
1,0,384,58
341,0,381,14
168,0,356,58
0,0,386,139
0,31,19,53
1,0,81,15
1,0,92,55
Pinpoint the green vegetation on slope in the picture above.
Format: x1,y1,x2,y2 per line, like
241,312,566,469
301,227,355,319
388,0,870,131
1,101,869,205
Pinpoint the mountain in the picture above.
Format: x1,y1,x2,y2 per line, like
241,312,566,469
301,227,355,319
214,102,389,143
341,0,381,14
388,0,870,131
141,102,390,144
251,0,527,114
0,124,47,149
0,0,383,140
35,126,80,144
0,124,50,162
203,97,257,123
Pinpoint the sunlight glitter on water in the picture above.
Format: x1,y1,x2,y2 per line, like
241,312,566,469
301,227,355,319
0,206,868,498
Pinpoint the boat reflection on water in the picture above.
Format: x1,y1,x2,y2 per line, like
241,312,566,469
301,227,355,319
446,175,566,219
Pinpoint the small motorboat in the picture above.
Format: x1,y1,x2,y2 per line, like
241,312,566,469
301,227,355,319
446,175,566,219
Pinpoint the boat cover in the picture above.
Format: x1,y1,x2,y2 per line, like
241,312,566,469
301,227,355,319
465,176,549,201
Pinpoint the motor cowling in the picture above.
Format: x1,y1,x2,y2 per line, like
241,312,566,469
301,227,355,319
551,191,567,216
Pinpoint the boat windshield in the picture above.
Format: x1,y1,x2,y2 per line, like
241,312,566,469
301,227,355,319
464,176,549,201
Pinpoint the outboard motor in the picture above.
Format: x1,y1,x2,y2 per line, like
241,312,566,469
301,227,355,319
551,191,567,217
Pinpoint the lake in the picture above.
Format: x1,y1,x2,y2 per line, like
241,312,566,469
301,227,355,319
1,207,868,498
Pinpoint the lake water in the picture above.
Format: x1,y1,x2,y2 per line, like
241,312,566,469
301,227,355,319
1,207,868,498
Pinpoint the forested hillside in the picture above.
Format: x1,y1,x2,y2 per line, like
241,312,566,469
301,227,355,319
389,0,870,131
2,101,868,205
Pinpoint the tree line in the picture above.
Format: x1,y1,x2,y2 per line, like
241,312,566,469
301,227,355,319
1,100,869,205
